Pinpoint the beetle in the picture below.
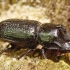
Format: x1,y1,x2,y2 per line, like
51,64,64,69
0,19,70,59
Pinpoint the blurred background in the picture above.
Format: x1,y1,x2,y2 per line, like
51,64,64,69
0,0,69,24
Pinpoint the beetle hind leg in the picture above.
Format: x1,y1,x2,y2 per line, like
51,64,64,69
0,44,12,54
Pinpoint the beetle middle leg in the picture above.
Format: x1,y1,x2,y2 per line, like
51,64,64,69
34,44,47,59
40,48,47,59
17,49,35,59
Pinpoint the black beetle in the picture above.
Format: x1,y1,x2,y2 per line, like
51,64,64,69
0,19,70,59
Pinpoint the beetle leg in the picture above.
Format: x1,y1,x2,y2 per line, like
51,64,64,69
41,48,46,59
17,49,33,59
0,48,8,54
0,44,11,54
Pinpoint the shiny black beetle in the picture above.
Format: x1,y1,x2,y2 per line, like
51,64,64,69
0,19,70,59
